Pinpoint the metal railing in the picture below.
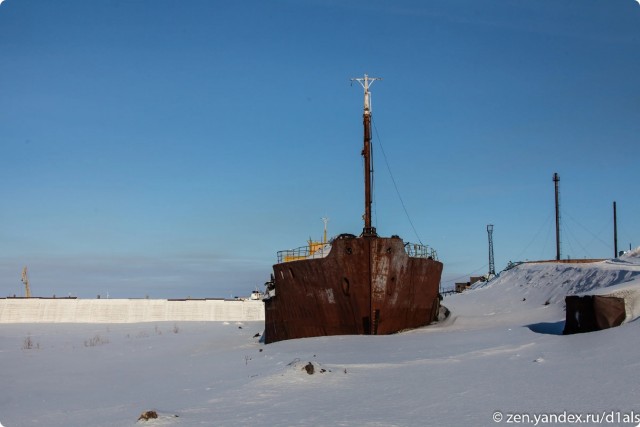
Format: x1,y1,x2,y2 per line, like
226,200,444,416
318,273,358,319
277,241,437,263
404,242,438,260
277,244,332,263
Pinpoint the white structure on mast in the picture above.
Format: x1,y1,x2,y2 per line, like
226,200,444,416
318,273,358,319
351,74,382,115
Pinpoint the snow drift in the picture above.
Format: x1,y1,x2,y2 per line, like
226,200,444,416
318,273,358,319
470,247,640,324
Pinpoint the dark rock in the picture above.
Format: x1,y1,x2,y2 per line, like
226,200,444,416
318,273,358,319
138,410,158,421
303,362,315,375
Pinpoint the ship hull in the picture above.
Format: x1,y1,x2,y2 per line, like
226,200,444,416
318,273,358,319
264,235,443,344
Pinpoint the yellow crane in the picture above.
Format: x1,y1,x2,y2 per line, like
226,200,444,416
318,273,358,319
21,266,31,298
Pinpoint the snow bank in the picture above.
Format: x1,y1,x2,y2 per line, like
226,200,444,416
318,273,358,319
466,248,640,324
0,298,265,323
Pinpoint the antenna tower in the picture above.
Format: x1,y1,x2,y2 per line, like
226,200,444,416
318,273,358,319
487,224,496,277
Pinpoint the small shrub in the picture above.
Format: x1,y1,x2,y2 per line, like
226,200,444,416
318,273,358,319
22,335,39,350
84,334,109,347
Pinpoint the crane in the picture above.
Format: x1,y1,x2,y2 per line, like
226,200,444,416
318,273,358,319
21,266,31,298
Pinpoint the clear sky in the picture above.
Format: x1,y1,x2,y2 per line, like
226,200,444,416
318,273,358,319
1,0,639,298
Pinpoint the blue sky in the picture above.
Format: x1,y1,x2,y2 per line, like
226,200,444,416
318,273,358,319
1,0,639,298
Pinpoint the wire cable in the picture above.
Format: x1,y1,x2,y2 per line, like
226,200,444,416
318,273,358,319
371,117,423,244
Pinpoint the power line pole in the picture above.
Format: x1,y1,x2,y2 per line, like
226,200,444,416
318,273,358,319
553,173,561,261
613,201,618,258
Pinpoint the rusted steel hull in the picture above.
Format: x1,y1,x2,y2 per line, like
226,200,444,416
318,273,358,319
264,235,443,344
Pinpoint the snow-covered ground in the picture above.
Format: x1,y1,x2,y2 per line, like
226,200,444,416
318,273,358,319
2,249,640,427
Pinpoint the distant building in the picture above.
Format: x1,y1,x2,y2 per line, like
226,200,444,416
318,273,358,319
455,275,486,293
455,282,471,293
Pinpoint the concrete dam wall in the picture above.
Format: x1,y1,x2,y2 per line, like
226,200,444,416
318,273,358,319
0,298,265,323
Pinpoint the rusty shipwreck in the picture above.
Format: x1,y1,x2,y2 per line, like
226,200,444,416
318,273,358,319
263,75,443,344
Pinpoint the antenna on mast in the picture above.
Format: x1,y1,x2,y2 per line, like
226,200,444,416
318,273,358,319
351,74,382,237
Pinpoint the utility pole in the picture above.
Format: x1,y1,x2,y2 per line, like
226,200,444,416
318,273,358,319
487,224,496,278
352,74,382,237
553,173,561,261
613,201,618,258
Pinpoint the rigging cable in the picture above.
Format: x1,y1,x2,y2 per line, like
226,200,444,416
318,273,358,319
371,117,423,245
371,129,377,230
539,213,554,261
564,211,612,250
585,222,610,252
512,211,552,261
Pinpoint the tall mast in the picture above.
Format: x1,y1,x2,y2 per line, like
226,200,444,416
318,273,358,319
351,74,382,237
